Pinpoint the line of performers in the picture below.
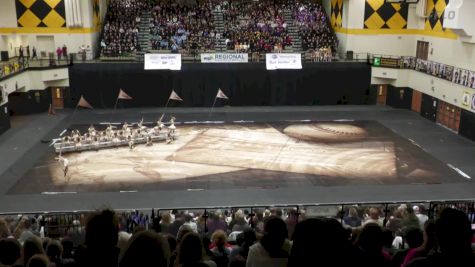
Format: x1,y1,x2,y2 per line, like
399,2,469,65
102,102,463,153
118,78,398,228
54,117,177,177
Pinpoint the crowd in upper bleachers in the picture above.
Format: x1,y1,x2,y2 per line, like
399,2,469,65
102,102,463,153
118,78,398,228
149,0,216,53
294,1,338,58
1,204,474,267
100,0,152,57
222,0,293,53
99,0,338,58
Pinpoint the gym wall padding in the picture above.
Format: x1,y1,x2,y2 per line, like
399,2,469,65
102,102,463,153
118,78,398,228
68,62,372,108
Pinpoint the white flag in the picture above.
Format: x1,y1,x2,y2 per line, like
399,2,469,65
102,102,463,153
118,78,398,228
169,90,183,101
118,89,132,100
216,88,229,100
77,95,93,109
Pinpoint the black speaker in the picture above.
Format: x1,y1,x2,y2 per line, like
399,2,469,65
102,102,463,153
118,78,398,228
1,51,8,62
346,50,354,61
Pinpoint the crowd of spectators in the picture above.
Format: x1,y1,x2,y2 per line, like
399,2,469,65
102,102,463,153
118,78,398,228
0,204,474,267
101,0,151,57
222,0,292,53
149,1,216,53
294,1,338,56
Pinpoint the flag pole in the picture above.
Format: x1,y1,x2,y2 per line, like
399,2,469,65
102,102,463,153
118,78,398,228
208,97,217,121
114,97,119,110
161,98,171,121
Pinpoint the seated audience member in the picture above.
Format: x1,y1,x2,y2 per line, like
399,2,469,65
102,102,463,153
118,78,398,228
75,209,120,267
177,232,217,267
401,221,437,267
406,208,475,267
210,230,232,267
46,240,63,267
363,208,383,226
413,206,429,229
343,207,362,228
119,231,170,267
391,226,423,267
0,238,22,266
229,229,257,267
0,218,11,238
206,212,227,235
23,236,45,266
27,254,50,267
356,223,392,267
246,216,290,267
288,217,361,266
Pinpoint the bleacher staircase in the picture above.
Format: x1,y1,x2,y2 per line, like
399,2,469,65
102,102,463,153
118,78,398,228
213,7,226,52
136,11,152,62
284,9,302,52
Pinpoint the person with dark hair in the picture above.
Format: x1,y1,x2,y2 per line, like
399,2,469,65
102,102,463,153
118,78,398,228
356,223,392,267
402,221,437,266
119,231,170,267
288,217,360,267
391,226,423,267
75,209,119,267
46,240,63,267
23,236,45,266
246,216,289,267
0,238,22,266
229,229,257,267
177,232,216,267
27,254,50,267
407,208,475,267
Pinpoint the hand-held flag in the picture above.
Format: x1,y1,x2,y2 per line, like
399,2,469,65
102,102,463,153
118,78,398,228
118,89,133,100
77,95,93,109
216,88,229,100
169,90,183,101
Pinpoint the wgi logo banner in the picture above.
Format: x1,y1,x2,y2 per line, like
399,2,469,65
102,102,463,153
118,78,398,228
144,54,182,70
266,53,302,70
201,53,248,63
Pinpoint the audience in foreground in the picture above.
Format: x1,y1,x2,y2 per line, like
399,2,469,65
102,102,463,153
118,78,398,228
0,207,473,267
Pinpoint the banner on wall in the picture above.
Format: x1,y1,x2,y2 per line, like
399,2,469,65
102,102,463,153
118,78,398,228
266,53,302,70
201,53,248,63
472,94,475,111
144,54,181,70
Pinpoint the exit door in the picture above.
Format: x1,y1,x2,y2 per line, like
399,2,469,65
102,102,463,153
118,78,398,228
52,87,64,109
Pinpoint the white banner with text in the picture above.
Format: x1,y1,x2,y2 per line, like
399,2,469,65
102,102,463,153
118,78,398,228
144,54,182,70
201,53,249,63
266,53,302,70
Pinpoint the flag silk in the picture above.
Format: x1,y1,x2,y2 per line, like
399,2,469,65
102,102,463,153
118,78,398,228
216,89,229,99
118,89,133,100
169,90,183,101
77,96,93,109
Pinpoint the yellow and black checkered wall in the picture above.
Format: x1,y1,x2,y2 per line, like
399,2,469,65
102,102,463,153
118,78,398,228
92,0,101,28
364,0,408,29
425,0,449,32
331,0,343,29
15,0,66,28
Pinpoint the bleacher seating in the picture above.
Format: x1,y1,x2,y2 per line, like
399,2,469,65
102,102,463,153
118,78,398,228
99,0,339,59
149,1,216,54
100,0,151,57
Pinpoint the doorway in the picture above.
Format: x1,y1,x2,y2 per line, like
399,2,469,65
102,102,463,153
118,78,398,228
51,87,64,109
437,100,461,132
376,85,387,106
